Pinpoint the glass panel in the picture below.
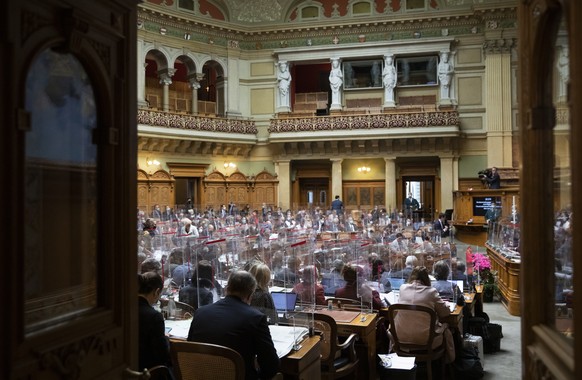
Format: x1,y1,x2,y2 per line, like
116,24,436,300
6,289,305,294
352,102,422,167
553,35,573,338
24,49,98,333
343,59,383,89
396,56,438,87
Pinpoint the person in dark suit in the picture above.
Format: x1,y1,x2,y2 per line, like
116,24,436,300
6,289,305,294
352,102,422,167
485,166,501,189
187,271,280,380
434,213,450,237
331,195,344,212
138,271,172,372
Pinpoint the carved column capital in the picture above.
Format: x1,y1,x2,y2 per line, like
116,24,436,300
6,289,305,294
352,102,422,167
483,38,516,55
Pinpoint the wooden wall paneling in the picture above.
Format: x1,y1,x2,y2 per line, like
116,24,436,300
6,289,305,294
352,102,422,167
253,170,278,210
137,169,150,211
136,170,175,214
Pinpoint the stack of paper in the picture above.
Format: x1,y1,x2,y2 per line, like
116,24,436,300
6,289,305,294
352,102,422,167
269,325,309,358
378,353,416,370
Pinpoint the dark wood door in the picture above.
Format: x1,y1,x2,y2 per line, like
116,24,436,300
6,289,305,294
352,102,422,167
2,1,139,379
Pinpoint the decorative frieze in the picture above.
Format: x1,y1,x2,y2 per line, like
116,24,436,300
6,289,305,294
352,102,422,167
138,109,258,134
268,111,460,133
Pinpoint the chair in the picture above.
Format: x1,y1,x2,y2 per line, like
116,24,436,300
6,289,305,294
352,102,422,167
170,340,244,380
313,312,359,379
387,304,446,380
174,300,195,319
147,365,173,380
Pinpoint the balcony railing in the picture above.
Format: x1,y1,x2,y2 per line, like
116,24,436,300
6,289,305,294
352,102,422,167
268,110,460,133
138,109,258,134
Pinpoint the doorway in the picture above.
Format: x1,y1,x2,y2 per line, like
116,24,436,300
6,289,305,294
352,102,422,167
402,176,435,221
299,178,329,209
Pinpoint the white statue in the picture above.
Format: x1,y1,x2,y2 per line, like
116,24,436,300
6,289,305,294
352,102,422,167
558,46,569,82
438,52,454,100
382,54,397,107
329,58,343,109
277,61,291,109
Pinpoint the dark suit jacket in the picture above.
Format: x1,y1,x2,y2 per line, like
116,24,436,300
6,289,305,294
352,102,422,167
179,283,214,309
187,296,280,380
138,296,171,371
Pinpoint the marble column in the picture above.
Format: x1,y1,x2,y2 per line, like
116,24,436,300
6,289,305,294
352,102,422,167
158,68,176,112
439,156,454,212
384,157,396,212
188,73,203,114
331,159,343,203
137,40,148,108
276,160,291,210
484,40,514,167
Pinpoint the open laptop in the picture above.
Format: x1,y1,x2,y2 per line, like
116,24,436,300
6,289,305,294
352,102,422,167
272,292,298,317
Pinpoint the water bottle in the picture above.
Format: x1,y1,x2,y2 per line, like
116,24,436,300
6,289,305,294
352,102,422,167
168,296,176,319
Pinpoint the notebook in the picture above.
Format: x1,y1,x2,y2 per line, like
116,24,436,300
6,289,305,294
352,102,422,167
272,292,298,313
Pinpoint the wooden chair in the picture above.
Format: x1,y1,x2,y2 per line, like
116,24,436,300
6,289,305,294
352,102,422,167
170,341,244,380
387,304,446,380
147,365,173,380
174,300,195,319
313,313,359,379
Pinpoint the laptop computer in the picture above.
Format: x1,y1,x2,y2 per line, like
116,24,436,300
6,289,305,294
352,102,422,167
272,292,298,316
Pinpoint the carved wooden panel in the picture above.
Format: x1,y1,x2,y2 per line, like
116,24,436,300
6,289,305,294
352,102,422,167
136,170,175,214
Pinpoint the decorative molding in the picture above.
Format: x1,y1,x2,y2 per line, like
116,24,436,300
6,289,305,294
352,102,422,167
137,109,258,134
21,10,51,44
483,38,516,54
38,334,110,380
268,111,460,133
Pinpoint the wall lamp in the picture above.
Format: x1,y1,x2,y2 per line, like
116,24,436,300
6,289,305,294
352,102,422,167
146,157,160,166
357,166,371,173
224,162,236,169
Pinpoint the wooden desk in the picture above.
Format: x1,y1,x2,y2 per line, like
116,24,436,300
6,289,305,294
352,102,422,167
316,309,377,380
279,335,321,380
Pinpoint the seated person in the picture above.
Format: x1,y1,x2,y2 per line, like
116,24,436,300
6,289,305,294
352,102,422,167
249,262,278,324
187,271,280,380
402,255,418,280
273,256,300,287
292,265,326,306
178,260,216,309
380,258,405,291
432,260,463,302
451,258,469,289
138,271,171,371
335,264,384,310
321,259,346,296
397,266,456,363
389,233,409,252
422,235,435,253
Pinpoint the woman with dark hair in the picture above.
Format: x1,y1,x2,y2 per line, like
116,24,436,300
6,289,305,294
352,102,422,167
335,264,384,310
138,271,171,372
397,266,456,363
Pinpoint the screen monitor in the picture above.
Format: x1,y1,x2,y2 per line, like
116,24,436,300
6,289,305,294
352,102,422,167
272,292,298,312
472,196,500,217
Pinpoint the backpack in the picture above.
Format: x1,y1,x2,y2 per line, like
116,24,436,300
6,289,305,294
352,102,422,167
454,346,484,379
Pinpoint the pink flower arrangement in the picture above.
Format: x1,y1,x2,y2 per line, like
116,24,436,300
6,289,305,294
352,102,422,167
472,252,492,272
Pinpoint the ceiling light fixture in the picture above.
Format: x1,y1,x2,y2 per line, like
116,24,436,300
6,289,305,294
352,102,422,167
357,166,371,173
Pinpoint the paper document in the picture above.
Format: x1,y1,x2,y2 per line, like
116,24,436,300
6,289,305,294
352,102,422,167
269,325,309,358
164,319,192,340
378,353,416,370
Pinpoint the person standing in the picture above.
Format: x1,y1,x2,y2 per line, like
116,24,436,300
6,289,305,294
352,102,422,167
331,195,344,213
404,193,420,220
485,166,501,189
187,271,280,380
434,213,450,238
